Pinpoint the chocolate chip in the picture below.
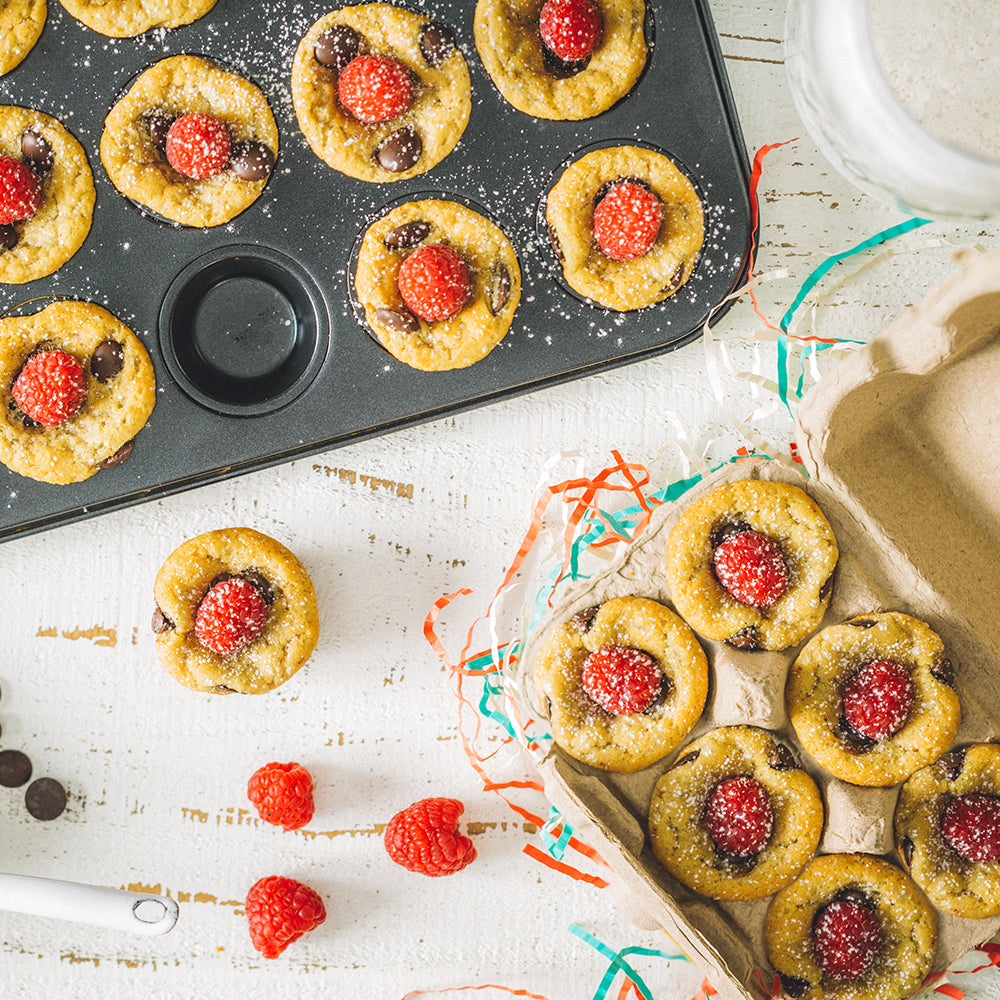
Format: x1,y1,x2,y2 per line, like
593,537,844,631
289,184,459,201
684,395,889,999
208,573,233,589
670,749,700,769
384,220,431,249
241,570,276,606
25,777,67,821
769,742,797,771
488,262,511,315
95,439,135,470
931,657,955,687
937,747,966,781
212,685,239,694
145,111,176,150
315,24,360,71
709,519,752,549
0,224,19,252
778,974,810,999
419,21,455,67
231,141,275,181
901,835,914,868
662,263,685,295
834,887,876,910
836,715,876,753
376,126,422,173
21,129,53,175
725,626,760,651
641,674,671,714
0,749,32,787
848,617,878,628
375,307,419,333
151,606,174,634
716,850,758,876
547,221,564,262
540,42,589,79
820,569,836,599
90,338,124,382
569,605,599,633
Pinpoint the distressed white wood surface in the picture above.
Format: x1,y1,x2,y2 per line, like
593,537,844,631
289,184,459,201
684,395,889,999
3,2,1000,998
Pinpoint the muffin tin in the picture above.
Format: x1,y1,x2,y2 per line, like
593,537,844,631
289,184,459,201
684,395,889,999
0,0,752,540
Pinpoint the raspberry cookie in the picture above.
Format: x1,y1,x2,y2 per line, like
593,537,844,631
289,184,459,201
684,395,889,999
152,528,319,695
545,145,704,311
765,853,937,1000
531,595,708,773
787,612,960,787
664,478,838,652
291,4,470,182
1,106,94,283
59,0,216,36
100,55,278,228
0,0,45,75
354,198,521,371
649,726,823,901
895,743,1000,919
474,0,647,121
0,301,155,484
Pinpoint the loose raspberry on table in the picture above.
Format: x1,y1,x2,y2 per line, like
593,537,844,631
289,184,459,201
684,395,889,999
384,797,477,876
165,112,232,180
0,155,43,225
841,659,914,743
338,54,414,124
581,644,662,715
194,576,268,656
248,762,315,831
704,774,774,857
812,897,882,980
712,529,788,608
245,875,326,959
396,243,470,322
12,350,86,427
941,791,1000,864
592,181,662,261
539,0,603,62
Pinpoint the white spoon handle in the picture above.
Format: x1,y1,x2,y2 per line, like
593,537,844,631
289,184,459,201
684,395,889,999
0,873,179,935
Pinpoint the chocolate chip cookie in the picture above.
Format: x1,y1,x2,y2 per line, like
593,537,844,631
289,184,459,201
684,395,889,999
531,595,708,773
649,725,824,901
787,612,961,787
474,0,647,121
152,528,320,695
100,55,278,227
0,301,155,484
895,743,1000,919
545,145,704,311
664,478,839,652
59,0,216,36
0,0,45,74
765,853,937,1000
291,4,470,182
354,198,521,371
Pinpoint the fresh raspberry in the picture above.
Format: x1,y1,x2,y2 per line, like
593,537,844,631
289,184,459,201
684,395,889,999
704,775,774,857
384,797,477,876
338,54,414,124
194,576,268,655
581,644,662,715
941,792,1000,863
593,181,662,261
539,0,603,62
841,660,914,742
248,762,315,831
0,155,43,225
12,350,86,427
812,897,882,980
712,530,788,607
165,112,232,180
396,244,470,322
245,875,326,959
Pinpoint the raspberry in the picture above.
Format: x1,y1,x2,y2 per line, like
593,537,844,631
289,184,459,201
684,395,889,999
245,875,326,959
0,155,43,225
593,181,662,261
712,530,788,607
812,897,882,980
194,576,268,655
12,350,86,427
704,775,774,857
841,660,914,742
581,644,662,715
338,54,414,124
539,0,603,62
396,244,470,322
384,797,476,876
941,792,1000,863
165,112,232,180
247,762,315,831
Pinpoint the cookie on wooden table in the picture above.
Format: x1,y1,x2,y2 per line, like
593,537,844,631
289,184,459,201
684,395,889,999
0,0,46,75
59,0,216,36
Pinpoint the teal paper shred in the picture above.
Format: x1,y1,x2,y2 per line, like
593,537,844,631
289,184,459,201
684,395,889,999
540,807,573,860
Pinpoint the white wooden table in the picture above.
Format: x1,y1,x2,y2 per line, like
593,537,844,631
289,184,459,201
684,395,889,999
3,2,1000,998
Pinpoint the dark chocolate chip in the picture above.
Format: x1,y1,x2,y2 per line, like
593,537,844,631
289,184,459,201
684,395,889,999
540,42,589,78
769,742,797,771
376,126,422,173
315,24,360,71
146,111,176,150
725,626,760,651
848,617,878,628
670,749,700,769
0,224,18,252
569,605,600,633
375,307,419,334
241,569,276,606
547,221,564,262
208,572,233,589
662,263,685,295
151,606,175,634
0,749,32,787
834,887,876,911
231,140,275,181
25,777,67,821
90,338,124,382
901,835,914,868
384,220,431,249
778,973,810,999
716,849,758,876
487,262,511,315
641,674,672,714
709,519,753,549
820,569,836,599
836,714,877,753
937,747,966,781
931,657,955,687
21,129,53,174
419,20,455,67
95,439,135,470
212,685,239,694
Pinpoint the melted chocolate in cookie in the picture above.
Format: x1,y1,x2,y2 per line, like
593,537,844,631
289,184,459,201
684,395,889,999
95,439,134,469
145,110,176,151
385,220,430,249
377,126,422,173
90,339,124,382
152,606,175,633
21,129,53,175
419,21,455,67
937,747,966,781
231,141,275,181
488,262,511,315
315,24,361,71
376,306,418,334
569,605,600,633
